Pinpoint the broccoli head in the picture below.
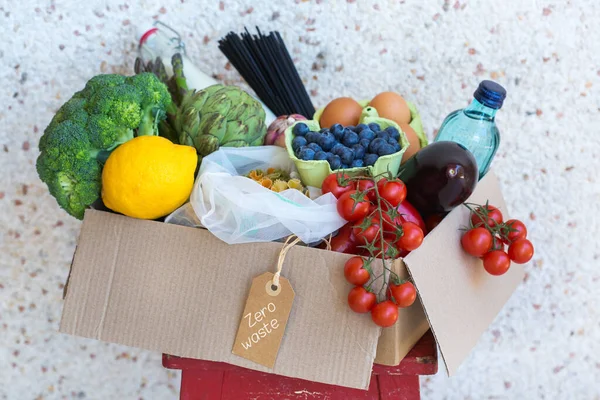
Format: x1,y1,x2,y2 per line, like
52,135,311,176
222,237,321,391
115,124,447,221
37,73,172,219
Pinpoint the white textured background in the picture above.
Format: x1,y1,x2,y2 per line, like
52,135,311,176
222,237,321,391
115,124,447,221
1,0,599,399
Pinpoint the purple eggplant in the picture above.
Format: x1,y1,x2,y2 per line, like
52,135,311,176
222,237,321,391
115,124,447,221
397,141,478,219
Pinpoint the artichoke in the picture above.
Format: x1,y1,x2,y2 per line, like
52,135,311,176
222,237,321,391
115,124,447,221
176,84,266,159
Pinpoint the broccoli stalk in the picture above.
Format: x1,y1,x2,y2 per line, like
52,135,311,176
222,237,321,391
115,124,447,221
36,73,172,219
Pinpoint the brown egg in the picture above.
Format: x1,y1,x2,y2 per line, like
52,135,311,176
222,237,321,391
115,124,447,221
400,123,421,163
370,92,411,125
319,97,363,128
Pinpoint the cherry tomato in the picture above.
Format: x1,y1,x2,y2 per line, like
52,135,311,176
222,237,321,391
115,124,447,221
508,239,534,264
322,172,355,199
491,235,505,252
503,219,527,243
461,227,493,257
353,217,381,245
396,222,424,252
337,190,370,222
373,239,398,259
344,257,370,286
371,300,399,327
389,282,417,308
328,223,358,254
377,178,407,207
482,250,511,276
348,286,377,313
396,200,427,233
357,179,376,202
471,205,503,228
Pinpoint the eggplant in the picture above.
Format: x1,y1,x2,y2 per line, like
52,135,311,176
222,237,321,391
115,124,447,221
397,141,478,219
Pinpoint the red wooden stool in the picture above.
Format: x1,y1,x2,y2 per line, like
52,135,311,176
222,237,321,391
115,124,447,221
163,330,437,400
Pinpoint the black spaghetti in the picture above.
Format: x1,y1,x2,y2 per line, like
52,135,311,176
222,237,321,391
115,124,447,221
218,28,315,118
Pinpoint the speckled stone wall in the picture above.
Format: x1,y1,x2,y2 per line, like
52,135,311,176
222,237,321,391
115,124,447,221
1,0,599,399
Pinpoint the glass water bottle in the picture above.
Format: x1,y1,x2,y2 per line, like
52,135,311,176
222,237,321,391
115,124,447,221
434,80,507,179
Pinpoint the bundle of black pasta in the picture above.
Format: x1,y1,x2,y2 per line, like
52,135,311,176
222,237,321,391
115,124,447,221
218,28,315,118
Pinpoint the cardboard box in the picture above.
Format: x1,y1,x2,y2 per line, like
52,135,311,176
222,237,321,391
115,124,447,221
60,171,523,388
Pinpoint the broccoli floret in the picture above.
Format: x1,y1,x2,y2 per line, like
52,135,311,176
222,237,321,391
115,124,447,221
36,73,172,219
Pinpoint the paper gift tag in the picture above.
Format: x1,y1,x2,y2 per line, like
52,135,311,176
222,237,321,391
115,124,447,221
232,272,295,368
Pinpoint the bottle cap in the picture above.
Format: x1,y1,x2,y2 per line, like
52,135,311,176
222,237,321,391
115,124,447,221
474,80,506,109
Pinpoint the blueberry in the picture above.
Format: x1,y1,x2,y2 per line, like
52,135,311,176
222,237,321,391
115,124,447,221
339,148,355,165
292,136,308,152
292,123,310,136
385,126,400,141
307,142,322,153
359,129,375,141
340,163,349,169
330,124,344,140
355,123,368,133
327,154,342,170
350,159,365,168
387,137,398,146
391,141,402,152
319,127,329,133
377,144,396,156
376,131,390,140
305,131,319,143
368,138,387,153
352,144,366,159
314,151,329,161
345,125,355,131
331,143,346,155
368,122,381,132
364,153,378,166
318,132,336,151
342,131,359,147
359,138,371,149
298,147,316,160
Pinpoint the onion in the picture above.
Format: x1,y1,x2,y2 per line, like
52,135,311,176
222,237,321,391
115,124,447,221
264,114,307,147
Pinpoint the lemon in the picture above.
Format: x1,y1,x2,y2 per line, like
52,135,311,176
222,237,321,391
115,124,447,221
102,136,198,220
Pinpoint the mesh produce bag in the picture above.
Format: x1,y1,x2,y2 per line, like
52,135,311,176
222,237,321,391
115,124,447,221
167,146,346,244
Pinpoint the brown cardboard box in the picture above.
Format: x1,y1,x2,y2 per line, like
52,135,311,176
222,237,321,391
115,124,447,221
60,171,523,388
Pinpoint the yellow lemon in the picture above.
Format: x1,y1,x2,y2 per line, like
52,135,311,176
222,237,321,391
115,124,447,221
102,136,198,220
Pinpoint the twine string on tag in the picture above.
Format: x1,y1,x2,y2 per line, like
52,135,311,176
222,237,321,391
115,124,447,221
322,234,333,251
273,235,301,289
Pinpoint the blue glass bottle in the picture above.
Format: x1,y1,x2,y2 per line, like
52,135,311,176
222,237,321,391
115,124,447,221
434,80,506,179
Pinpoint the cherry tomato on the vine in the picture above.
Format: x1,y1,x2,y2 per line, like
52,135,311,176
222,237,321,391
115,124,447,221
491,235,505,252
503,219,528,243
471,205,503,228
356,179,376,202
344,256,370,286
337,190,371,222
371,300,399,327
508,239,534,264
389,282,417,308
322,173,355,199
348,286,377,313
353,217,381,245
373,239,398,259
396,200,427,234
482,250,511,276
461,227,493,257
377,178,407,207
396,222,424,252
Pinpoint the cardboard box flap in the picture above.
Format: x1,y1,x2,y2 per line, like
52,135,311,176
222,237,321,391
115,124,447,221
60,210,382,390
403,171,524,376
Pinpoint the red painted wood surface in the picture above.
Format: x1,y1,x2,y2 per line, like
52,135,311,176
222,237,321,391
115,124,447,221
164,329,437,400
